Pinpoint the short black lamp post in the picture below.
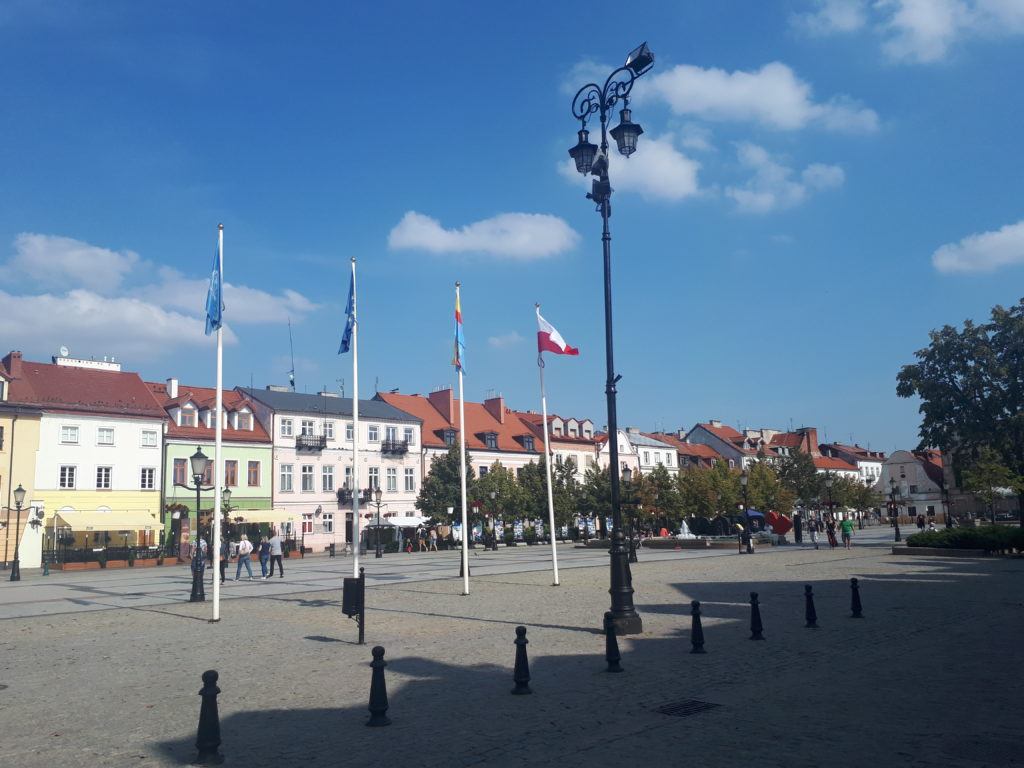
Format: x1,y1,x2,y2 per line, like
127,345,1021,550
889,477,901,543
740,470,754,553
372,487,385,559
9,484,27,581
825,473,835,522
174,446,214,602
489,490,499,551
621,467,638,563
567,42,654,636
860,478,871,529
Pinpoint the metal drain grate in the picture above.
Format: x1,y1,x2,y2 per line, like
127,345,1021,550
656,699,720,718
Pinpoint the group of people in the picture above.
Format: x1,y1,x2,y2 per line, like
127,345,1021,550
806,513,857,550
191,530,288,583
405,525,439,552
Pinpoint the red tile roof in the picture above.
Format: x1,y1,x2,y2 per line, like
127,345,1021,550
698,422,742,440
813,456,859,473
146,382,271,443
646,432,721,460
4,357,165,419
377,391,540,454
517,411,601,446
913,449,944,486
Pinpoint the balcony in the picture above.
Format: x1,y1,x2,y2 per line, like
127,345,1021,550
296,434,327,451
381,439,409,456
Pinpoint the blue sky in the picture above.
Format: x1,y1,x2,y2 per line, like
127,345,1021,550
2,1,1023,452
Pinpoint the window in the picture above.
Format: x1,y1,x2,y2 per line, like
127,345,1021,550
141,430,158,448
181,407,197,427
404,468,415,492
344,466,353,488
643,451,650,465
345,422,354,441
385,426,397,442
386,467,397,492
368,467,379,489
280,464,293,492
485,433,498,449
523,436,535,451
247,461,260,487
96,466,112,489
368,425,379,442
60,425,79,444
301,464,315,491
728,459,736,469
909,485,919,494
665,453,673,466
97,427,115,446
140,467,155,490
322,465,335,492
324,421,335,440
225,460,238,487
553,426,562,436
444,430,456,446
202,462,212,486
0,425,4,450
280,419,293,437
479,466,489,476
569,428,578,437
174,458,187,485
301,419,315,436
59,465,76,489
404,427,415,446
322,513,334,533
302,514,313,534
236,412,252,430
927,505,936,516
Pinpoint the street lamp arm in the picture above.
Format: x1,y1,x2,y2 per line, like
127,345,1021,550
571,65,638,126
172,482,216,492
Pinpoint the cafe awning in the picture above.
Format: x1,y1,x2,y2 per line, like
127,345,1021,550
55,512,160,532
232,509,297,525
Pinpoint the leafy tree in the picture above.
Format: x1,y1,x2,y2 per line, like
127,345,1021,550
709,460,742,516
744,460,796,514
552,457,581,533
962,447,1018,524
579,465,611,535
777,449,822,507
475,462,524,519
638,464,683,521
677,466,717,518
896,300,1024,479
415,447,476,522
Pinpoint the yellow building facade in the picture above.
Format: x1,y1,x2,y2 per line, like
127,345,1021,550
0,400,43,569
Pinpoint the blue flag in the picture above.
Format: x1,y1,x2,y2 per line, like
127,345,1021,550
338,271,355,354
204,242,223,336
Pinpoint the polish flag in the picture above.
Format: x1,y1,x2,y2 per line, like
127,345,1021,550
536,307,579,356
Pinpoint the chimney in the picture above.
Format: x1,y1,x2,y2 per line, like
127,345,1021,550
166,377,179,398
483,395,505,424
799,427,821,457
428,387,454,424
709,419,722,428
2,350,23,379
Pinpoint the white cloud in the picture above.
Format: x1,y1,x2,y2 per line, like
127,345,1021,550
792,0,870,34
0,233,316,361
640,62,878,133
3,233,139,293
677,123,715,152
726,143,844,213
561,59,613,95
387,211,579,259
558,132,702,203
932,220,1024,273
487,331,524,349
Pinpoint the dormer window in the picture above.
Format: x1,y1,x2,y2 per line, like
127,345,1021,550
484,432,498,450
443,429,457,447
181,405,197,428
523,436,535,452
237,411,252,431
553,426,563,436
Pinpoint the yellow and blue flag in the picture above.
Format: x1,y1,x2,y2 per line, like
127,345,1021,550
453,288,466,373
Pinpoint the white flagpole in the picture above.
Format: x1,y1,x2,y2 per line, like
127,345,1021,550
456,282,469,596
212,223,224,621
351,258,361,578
537,304,560,586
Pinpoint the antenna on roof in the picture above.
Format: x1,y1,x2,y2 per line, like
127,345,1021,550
375,375,379,393
789,417,793,432
287,318,296,392
337,378,345,397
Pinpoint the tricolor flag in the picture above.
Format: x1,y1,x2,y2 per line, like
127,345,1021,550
204,240,224,336
453,287,466,373
536,307,578,356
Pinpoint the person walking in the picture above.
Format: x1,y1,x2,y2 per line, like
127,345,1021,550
825,517,839,550
234,533,254,581
258,535,270,578
808,518,820,550
266,530,284,579
839,515,856,550
428,527,438,551
219,535,230,585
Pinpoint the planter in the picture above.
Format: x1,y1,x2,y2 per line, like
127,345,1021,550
892,546,989,557
133,558,160,568
59,561,102,571
105,560,129,569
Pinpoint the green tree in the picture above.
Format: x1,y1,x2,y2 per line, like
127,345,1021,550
475,462,524,519
778,449,823,507
415,447,476,522
896,300,1024,479
745,460,797,514
962,447,1018,524
552,457,581,533
579,465,611,534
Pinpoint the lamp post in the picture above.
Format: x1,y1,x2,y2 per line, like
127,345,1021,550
173,446,214,602
825,472,835,522
567,43,653,635
889,476,901,543
740,469,754,554
860,477,870,530
372,487,384,559
489,490,499,551
621,467,638,563
8,484,27,581
471,504,480,550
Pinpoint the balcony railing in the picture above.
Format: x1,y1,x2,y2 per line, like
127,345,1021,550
296,434,327,451
381,439,409,455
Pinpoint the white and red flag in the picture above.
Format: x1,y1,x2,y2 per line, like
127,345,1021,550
536,307,579,356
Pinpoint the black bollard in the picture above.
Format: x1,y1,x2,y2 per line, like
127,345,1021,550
850,577,863,618
195,670,223,764
604,611,623,673
804,584,818,628
690,600,706,654
749,592,765,640
366,646,391,727
511,626,532,694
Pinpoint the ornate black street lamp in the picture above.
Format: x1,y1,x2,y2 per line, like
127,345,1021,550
889,476,901,543
372,487,385,559
621,467,638,563
740,469,754,553
489,490,499,551
567,43,654,636
9,484,27,581
174,446,214,602
825,473,835,522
